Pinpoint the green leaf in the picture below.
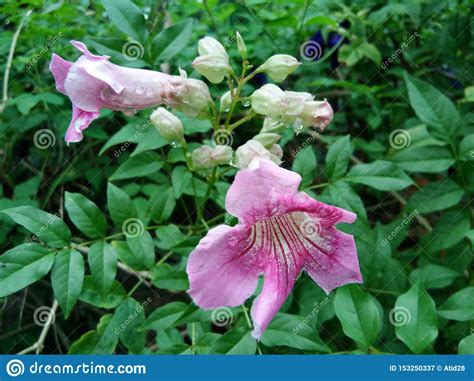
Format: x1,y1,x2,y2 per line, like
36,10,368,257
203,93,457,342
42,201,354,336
102,0,148,42
358,42,381,65
51,249,85,318
391,146,454,173
126,230,155,271
261,313,330,352
114,298,147,353
459,134,474,160
213,328,257,354
458,335,474,354
69,314,118,354
65,192,106,238
151,19,193,63
407,180,464,213
334,285,382,348
171,166,193,199
152,263,189,291
438,287,474,321
421,208,470,254
88,242,118,298
0,244,55,297
394,284,438,353
2,206,71,248
144,301,188,330
107,183,138,228
323,181,367,221
80,276,126,309
292,146,316,188
404,72,460,139
347,160,413,191
110,152,163,180
325,135,352,180
148,185,176,223
409,264,461,289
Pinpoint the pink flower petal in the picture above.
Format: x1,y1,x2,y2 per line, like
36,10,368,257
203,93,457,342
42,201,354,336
65,105,100,143
187,225,261,309
226,158,302,225
49,54,72,94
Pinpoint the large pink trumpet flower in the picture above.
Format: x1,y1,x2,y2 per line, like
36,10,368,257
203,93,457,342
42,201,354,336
50,41,211,143
187,158,362,339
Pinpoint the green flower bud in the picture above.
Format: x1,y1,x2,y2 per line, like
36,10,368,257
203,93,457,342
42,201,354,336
256,54,301,82
150,107,184,143
191,145,216,169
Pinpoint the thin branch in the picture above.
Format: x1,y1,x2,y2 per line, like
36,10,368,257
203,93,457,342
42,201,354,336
18,299,58,354
0,10,33,113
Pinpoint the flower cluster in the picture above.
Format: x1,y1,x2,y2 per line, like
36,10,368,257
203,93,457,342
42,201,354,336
50,32,362,339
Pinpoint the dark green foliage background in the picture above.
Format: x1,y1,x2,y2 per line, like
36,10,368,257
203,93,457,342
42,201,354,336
0,0,473,355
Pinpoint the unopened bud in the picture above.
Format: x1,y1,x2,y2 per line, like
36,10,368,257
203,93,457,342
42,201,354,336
211,145,233,165
220,90,234,112
236,31,247,59
150,107,183,143
253,133,280,148
235,139,281,169
261,116,284,132
171,77,212,118
191,145,216,169
284,91,313,116
269,144,283,160
251,84,287,117
198,36,228,57
300,100,334,130
256,54,301,82
192,54,231,84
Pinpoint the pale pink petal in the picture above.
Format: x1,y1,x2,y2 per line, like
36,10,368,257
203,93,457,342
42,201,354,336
65,105,100,143
225,158,302,224
49,54,72,94
187,225,261,309
304,228,362,294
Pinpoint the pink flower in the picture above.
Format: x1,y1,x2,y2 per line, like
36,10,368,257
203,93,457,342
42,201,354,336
50,41,211,143
187,159,362,339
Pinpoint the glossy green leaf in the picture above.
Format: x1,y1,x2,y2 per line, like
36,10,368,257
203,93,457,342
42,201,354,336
102,0,148,42
152,19,193,62
51,249,85,318
110,152,163,180
458,335,474,354
114,298,147,353
292,146,317,188
407,180,464,213
325,135,352,180
65,192,106,238
213,328,257,354
438,287,474,321
394,284,438,353
126,230,155,271
2,206,71,248
88,242,118,298
107,183,138,228
347,161,413,191
409,264,461,289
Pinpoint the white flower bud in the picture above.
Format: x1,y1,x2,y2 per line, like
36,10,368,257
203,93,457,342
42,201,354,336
211,145,233,165
251,84,287,117
192,145,216,169
170,77,212,118
269,144,283,160
300,100,334,130
198,36,228,57
220,90,234,112
257,54,301,82
284,91,313,116
236,31,247,58
235,140,281,169
192,54,231,84
150,107,184,143
252,133,280,148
